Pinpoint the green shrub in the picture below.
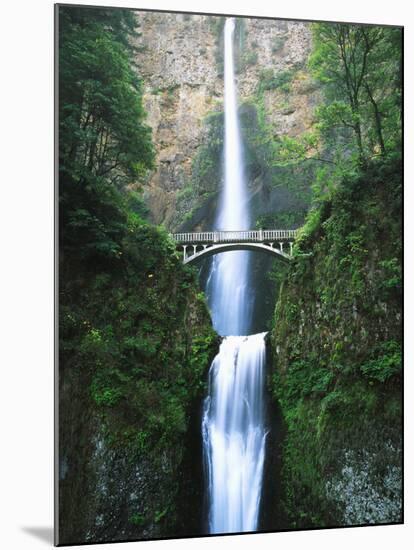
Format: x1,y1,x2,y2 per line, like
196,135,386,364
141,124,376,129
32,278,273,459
258,68,296,93
360,341,402,383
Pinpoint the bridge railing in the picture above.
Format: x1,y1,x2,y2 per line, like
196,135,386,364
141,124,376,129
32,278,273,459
171,229,297,244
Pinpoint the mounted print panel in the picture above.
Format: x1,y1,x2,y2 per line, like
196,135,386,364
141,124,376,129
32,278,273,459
56,3,403,545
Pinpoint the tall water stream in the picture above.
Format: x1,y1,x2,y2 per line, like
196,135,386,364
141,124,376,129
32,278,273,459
202,18,268,534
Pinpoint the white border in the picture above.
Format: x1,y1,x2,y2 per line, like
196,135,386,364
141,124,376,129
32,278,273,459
1,1,412,549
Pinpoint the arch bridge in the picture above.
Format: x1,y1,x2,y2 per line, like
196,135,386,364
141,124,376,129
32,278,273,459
170,229,298,264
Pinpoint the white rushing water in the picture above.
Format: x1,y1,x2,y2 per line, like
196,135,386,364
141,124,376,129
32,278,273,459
206,17,252,337
202,18,268,535
202,333,267,533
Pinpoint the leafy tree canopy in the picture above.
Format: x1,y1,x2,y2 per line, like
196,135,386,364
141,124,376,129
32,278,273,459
59,6,155,264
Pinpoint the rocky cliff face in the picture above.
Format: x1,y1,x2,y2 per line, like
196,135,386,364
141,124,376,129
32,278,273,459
269,160,402,528
237,18,317,134
133,12,319,230
133,12,220,227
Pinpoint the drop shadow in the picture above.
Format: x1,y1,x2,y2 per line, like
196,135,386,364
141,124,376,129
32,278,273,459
21,526,54,545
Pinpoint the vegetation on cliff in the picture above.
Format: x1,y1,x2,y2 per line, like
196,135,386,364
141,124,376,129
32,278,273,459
57,6,402,540
284,23,402,196
270,22,402,529
58,7,217,543
310,24,402,168
271,159,402,527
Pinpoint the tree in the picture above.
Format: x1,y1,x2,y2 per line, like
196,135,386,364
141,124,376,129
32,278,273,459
360,27,402,156
309,23,402,167
58,6,154,263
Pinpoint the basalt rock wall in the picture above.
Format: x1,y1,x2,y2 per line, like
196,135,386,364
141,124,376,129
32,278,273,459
133,12,319,230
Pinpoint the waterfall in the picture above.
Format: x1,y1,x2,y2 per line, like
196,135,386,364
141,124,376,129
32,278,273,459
206,17,252,337
202,18,268,535
202,334,267,533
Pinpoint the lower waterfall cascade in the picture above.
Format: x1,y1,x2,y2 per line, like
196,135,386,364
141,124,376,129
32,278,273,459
202,333,268,533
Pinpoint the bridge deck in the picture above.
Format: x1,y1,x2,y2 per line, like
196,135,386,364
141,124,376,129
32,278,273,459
171,229,297,244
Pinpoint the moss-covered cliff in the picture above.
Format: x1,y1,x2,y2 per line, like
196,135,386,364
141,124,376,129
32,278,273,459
58,6,402,542
59,222,218,544
269,158,402,528
57,7,221,543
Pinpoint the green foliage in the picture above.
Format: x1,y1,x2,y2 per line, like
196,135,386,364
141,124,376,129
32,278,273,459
62,215,218,458
267,22,402,210
254,209,306,306
59,6,218,465
91,379,124,407
256,209,306,230
271,159,402,527
192,112,224,191
59,7,154,184
274,133,319,166
309,23,402,167
233,95,316,205
129,513,145,526
378,258,401,292
275,357,335,410
154,508,168,523
240,50,258,69
173,111,223,228
258,68,296,93
360,341,402,383
294,205,324,249
59,6,155,265
127,191,151,220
